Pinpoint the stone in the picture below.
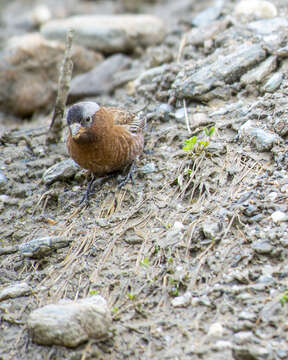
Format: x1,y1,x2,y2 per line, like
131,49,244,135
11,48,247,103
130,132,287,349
157,103,173,122
238,120,279,151
235,0,278,19
277,46,288,57
0,171,8,192
0,282,32,301
262,72,283,92
42,159,79,185
244,205,259,217
69,54,130,102
139,162,156,174
233,345,270,360
251,240,272,254
0,33,102,116
234,331,254,345
207,322,224,337
187,19,229,46
271,211,287,223
27,295,111,347
273,116,288,137
41,15,166,53
192,0,224,27
173,43,266,101
31,4,51,26
248,17,288,35
240,56,277,85
202,221,222,239
238,311,257,322
19,237,71,259
134,64,168,89
171,291,192,308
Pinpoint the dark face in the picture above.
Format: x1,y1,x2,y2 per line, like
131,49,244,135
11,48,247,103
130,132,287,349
67,102,100,143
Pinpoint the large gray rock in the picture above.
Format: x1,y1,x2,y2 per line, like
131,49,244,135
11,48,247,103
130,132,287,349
0,33,103,117
42,159,79,185
240,56,277,85
173,43,266,101
41,15,166,53
27,295,111,347
69,54,130,101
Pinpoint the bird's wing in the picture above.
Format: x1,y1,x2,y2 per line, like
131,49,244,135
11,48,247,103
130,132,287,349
105,107,135,125
126,112,146,134
106,107,146,134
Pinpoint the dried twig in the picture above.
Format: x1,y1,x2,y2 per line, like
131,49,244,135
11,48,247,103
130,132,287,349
46,29,74,145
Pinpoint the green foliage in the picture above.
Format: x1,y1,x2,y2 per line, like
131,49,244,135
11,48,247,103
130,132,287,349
140,257,150,267
183,126,215,154
280,289,288,306
153,245,160,255
112,306,119,313
167,256,173,264
168,277,179,297
127,292,137,301
183,136,197,151
89,289,99,295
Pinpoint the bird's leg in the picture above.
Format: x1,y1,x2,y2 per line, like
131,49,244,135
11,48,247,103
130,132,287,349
118,161,136,189
80,173,115,204
80,173,96,204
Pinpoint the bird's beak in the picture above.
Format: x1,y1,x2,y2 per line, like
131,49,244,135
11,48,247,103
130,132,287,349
69,123,82,138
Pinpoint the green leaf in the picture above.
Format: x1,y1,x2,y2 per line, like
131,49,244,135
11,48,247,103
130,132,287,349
140,257,150,267
183,136,198,151
89,290,99,295
127,292,137,301
112,306,119,313
204,127,209,136
208,126,215,136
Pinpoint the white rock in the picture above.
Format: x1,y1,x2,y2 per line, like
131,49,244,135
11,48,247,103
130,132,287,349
266,191,278,201
235,0,277,19
171,291,192,308
41,15,166,53
271,211,287,223
32,5,51,26
0,282,32,301
207,322,224,337
27,295,111,347
173,221,185,232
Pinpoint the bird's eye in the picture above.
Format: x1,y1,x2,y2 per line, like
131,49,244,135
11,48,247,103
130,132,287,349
86,116,91,123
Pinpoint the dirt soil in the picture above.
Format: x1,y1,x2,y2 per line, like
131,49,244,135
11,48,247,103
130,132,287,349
0,0,288,359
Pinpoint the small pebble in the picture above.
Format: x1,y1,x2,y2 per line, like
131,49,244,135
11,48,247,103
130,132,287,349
251,240,273,254
271,211,287,223
171,291,192,308
235,0,277,19
207,322,224,337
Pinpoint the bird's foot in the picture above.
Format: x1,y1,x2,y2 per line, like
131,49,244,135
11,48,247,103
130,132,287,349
79,174,113,205
117,162,136,189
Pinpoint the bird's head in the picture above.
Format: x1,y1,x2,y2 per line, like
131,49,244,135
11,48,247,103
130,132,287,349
67,102,109,143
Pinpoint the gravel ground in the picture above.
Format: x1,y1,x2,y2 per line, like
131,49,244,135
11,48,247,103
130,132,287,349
0,0,288,359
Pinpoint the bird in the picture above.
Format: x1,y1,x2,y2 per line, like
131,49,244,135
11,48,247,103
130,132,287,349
66,101,146,203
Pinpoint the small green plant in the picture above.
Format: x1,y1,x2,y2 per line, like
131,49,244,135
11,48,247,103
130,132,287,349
183,126,215,154
167,256,173,264
112,306,119,313
153,245,160,255
127,292,137,301
89,289,99,295
168,277,179,297
280,289,288,306
140,257,150,267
